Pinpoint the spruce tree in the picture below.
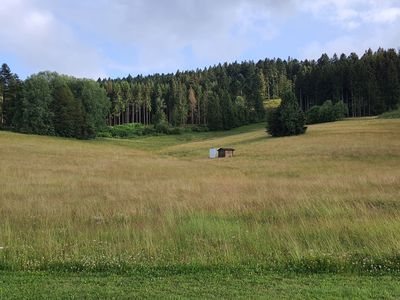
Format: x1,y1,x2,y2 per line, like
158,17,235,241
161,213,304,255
267,89,306,137
0,63,20,128
220,91,235,130
207,92,222,130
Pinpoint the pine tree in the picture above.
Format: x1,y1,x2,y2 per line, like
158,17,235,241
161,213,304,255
153,86,167,125
267,89,306,137
250,69,266,121
220,91,235,129
207,92,222,130
0,63,20,128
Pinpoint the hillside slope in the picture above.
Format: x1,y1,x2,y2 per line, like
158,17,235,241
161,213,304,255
0,118,399,273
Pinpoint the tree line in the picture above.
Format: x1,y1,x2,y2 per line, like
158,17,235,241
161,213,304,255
0,66,109,139
295,48,400,116
1,48,399,139
99,47,400,130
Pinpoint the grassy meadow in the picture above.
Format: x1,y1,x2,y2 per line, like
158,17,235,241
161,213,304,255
1,118,400,273
1,117,400,296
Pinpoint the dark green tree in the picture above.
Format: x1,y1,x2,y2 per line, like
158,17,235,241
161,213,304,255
207,92,222,130
20,75,54,135
52,81,83,138
267,89,306,137
0,64,21,128
220,91,235,129
154,87,165,119
78,80,110,138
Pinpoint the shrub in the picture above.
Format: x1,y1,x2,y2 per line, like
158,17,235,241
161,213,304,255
319,100,336,123
110,123,142,138
267,90,307,137
306,100,348,124
97,123,145,138
97,122,185,138
167,127,183,135
190,125,209,132
333,101,348,120
305,106,321,124
143,126,157,135
96,130,112,138
379,108,400,119
154,120,170,134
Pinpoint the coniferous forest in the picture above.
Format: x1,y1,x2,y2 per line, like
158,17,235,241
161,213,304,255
1,48,399,139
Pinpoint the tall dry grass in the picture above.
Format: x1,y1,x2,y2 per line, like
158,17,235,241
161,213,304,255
0,118,399,272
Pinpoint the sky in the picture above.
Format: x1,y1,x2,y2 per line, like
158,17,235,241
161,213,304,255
0,0,399,79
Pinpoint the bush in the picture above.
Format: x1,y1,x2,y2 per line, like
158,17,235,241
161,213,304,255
110,123,142,138
379,108,400,119
333,101,348,120
97,122,185,138
96,130,112,138
319,100,336,123
168,127,183,135
190,125,209,132
305,106,321,124
306,100,348,124
267,90,307,137
97,123,146,138
154,120,170,134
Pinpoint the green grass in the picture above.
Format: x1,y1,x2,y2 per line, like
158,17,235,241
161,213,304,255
1,270,400,299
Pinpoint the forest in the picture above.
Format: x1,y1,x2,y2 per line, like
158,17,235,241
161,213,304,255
1,48,399,139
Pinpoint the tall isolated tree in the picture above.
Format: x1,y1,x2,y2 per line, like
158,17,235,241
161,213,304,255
267,89,306,137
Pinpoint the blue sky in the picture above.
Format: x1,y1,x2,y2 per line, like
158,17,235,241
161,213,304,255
1,0,399,79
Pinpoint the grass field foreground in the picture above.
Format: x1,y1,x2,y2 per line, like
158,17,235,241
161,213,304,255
0,118,400,273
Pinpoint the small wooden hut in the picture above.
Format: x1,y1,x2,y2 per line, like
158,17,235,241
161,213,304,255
217,148,235,158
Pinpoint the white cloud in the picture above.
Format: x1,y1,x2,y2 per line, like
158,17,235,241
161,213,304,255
300,0,400,29
363,7,400,23
299,0,400,59
0,0,399,78
1,0,290,76
301,25,400,59
0,0,107,78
